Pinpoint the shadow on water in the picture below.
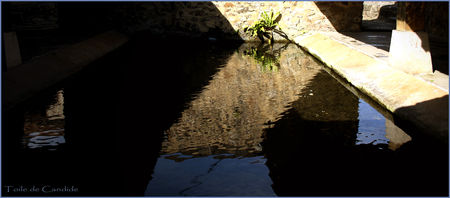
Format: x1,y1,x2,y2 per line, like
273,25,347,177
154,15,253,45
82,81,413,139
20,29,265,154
262,70,448,196
2,37,448,196
2,36,241,196
3,1,246,195
112,36,242,196
144,43,327,196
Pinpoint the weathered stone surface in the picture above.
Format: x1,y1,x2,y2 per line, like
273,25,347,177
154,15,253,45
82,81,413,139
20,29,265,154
224,2,234,8
3,2,59,31
363,1,396,20
389,30,433,75
108,2,362,41
214,1,362,41
295,33,448,141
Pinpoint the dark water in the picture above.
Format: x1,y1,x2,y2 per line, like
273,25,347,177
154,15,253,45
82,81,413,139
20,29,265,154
2,39,448,196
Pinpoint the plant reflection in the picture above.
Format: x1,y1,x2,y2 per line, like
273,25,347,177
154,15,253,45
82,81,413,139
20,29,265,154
161,43,323,160
243,43,289,72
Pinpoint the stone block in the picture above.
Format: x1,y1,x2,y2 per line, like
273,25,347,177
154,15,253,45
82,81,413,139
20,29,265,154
389,30,433,74
385,118,412,151
3,32,22,69
295,33,448,141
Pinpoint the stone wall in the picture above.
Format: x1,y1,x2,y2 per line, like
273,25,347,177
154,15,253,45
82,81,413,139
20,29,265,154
109,2,238,40
3,2,59,31
213,1,363,41
110,2,363,41
362,1,396,21
4,2,364,42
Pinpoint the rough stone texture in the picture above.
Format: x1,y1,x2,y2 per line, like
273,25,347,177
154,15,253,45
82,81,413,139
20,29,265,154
213,1,363,40
295,33,448,141
109,2,239,40
3,2,59,31
361,1,396,30
4,2,364,42
110,2,363,41
363,1,396,20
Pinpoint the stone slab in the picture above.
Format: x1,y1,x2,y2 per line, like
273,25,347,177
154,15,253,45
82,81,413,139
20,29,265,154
3,32,22,68
320,31,448,92
294,33,448,141
4,30,129,110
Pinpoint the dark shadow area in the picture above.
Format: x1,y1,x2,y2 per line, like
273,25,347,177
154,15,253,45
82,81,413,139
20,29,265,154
3,2,448,197
314,2,363,32
262,70,360,196
2,2,114,62
393,95,449,144
346,3,397,52
425,2,449,75
2,37,240,196
2,2,243,195
429,38,449,75
341,31,392,52
362,4,397,31
262,70,448,196
2,2,242,67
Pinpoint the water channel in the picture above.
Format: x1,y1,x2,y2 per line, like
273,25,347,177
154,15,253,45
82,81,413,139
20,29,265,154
2,38,448,196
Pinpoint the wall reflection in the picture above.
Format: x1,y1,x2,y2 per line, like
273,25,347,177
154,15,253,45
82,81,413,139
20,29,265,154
22,89,65,150
356,98,412,150
262,69,360,196
161,43,324,159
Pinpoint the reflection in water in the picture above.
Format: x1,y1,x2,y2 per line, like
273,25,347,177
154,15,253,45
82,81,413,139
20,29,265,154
148,43,324,195
262,69,361,196
243,43,287,72
146,154,275,196
4,40,447,196
160,43,322,159
356,98,412,150
356,99,389,146
262,69,446,196
147,42,446,196
22,89,65,150
385,118,412,151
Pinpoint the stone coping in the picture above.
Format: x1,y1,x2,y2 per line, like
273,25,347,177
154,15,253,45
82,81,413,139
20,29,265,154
294,32,448,142
4,30,129,110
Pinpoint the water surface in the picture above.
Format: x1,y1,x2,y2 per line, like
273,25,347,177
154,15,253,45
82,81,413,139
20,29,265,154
2,41,448,196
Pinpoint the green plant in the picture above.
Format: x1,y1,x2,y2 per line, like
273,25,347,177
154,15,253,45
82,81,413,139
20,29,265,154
243,10,282,44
